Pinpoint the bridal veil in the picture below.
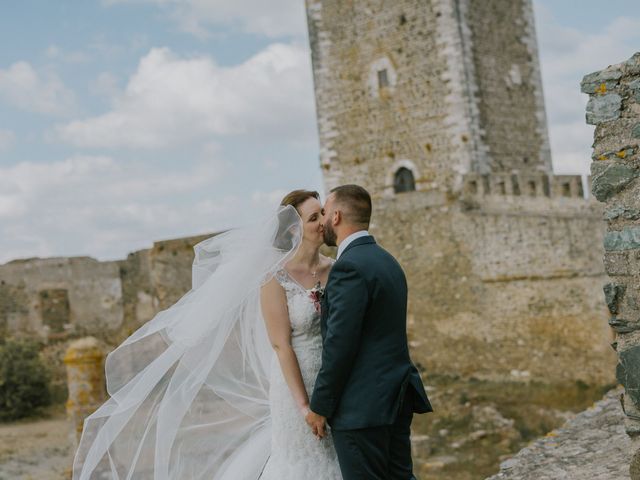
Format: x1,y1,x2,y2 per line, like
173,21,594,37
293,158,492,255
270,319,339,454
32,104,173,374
72,205,303,480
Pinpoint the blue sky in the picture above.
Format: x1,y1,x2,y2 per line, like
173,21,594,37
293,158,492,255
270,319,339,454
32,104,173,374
0,0,638,263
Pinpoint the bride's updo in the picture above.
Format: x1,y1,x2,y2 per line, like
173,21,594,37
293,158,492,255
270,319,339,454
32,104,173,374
273,190,320,250
280,190,320,213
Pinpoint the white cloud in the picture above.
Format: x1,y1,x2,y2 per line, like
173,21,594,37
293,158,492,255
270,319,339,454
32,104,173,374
534,6,640,175
0,155,237,263
103,0,306,38
0,129,15,151
251,189,287,207
55,43,315,149
0,61,77,116
45,45,90,64
89,72,120,98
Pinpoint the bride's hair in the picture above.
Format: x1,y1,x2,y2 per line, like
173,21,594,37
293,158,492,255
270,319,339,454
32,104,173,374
280,190,320,212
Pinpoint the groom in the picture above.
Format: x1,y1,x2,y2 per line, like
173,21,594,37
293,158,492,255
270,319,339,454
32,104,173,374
306,184,432,479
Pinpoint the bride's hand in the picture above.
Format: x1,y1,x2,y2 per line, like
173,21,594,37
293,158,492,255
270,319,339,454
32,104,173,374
305,410,327,439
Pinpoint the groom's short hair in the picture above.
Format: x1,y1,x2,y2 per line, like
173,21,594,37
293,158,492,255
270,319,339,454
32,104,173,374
331,184,372,228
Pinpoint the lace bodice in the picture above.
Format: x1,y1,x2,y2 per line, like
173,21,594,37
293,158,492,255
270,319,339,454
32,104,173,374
273,269,322,347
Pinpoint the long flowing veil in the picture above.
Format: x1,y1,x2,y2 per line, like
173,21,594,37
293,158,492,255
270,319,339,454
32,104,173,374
72,205,303,480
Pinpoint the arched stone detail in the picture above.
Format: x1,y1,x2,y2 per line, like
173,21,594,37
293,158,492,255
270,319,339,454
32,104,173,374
384,159,419,196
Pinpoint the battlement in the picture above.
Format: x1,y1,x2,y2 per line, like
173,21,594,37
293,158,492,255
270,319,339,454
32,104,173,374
462,173,587,199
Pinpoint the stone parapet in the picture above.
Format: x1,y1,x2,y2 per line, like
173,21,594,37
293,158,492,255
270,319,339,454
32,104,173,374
462,173,586,199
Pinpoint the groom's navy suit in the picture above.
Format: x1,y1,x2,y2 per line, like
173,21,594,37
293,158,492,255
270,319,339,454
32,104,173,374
310,235,432,480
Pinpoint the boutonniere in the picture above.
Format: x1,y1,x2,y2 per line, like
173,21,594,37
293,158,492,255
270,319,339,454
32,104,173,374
308,282,325,313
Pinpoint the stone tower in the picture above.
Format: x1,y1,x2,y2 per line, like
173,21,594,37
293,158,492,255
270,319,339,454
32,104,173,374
305,0,615,386
306,0,552,196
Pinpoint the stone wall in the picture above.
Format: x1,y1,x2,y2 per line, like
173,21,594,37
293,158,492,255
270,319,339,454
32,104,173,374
306,0,465,195
464,0,552,174
370,189,613,385
584,52,640,478
0,233,215,346
0,257,124,340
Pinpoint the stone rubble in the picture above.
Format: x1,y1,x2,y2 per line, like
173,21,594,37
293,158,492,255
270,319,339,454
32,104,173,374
486,389,631,480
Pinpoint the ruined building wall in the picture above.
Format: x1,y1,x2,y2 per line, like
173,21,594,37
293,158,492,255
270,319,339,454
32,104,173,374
584,52,640,477
0,257,123,340
370,187,613,385
0,233,213,345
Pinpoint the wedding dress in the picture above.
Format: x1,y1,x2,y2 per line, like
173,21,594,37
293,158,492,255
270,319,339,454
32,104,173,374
71,206,339,480
259,269,341,479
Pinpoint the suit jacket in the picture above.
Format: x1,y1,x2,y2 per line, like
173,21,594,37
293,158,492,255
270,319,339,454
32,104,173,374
309,235,432,430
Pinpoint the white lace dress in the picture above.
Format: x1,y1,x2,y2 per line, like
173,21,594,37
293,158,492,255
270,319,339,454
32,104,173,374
259,269,342,480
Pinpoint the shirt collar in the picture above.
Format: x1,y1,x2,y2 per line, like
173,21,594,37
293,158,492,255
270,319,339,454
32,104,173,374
336,230,369,259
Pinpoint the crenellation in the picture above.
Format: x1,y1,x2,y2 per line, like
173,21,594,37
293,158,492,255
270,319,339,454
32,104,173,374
462,173,586,199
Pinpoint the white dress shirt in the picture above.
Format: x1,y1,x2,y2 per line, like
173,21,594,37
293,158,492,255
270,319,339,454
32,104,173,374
336,230,370,259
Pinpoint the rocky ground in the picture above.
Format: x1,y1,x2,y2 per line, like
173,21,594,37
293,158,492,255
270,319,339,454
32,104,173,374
411,375,616,479
486,388,631,480
0,378,623,480
0,405,72,480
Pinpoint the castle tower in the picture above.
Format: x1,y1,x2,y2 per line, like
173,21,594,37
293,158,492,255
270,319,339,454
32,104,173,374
304,0,614,387
306,0,552,197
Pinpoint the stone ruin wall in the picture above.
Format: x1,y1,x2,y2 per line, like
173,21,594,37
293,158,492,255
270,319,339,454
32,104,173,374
370,180,613,386
0,233,213,347
583,52,640,477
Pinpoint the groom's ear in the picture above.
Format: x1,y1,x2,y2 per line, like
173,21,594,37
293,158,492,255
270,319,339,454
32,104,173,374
333,209,341,226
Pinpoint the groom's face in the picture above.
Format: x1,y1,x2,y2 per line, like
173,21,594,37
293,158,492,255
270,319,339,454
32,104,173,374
322,194,338,247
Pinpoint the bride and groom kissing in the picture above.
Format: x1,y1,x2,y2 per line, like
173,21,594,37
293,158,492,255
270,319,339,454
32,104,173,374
72,184,432,480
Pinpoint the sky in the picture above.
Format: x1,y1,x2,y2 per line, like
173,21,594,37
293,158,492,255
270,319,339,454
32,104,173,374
0,0,638,264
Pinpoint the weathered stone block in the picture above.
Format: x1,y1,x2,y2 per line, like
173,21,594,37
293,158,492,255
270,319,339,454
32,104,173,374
586,94,622,124
617,346,640,407
591,162,639,201
609,316,640,334
633,123,640,139
604,227,640,251
581,68,623,94
604,283,626,314
604,205,640,220
593,147,637,162
604,251,631,276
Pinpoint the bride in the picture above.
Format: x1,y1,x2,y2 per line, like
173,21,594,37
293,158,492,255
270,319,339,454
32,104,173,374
72,189,342,479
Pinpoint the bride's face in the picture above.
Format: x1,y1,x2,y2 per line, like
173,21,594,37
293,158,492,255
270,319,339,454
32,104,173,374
297,197,325,246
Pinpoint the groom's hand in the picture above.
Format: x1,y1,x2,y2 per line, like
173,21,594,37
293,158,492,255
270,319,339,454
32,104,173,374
305,410,327,439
